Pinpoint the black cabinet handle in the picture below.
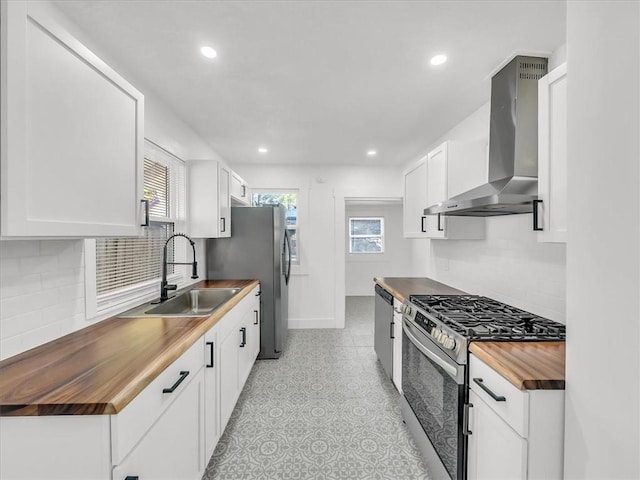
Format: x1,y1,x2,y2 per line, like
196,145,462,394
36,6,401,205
533,199,543,231
421,216,427,233
124,477,139,480
241,184,247,197
253,310,259,325
463,403,473,435
390,321,395,339
240,327,246,347
206,341,214,368
221,217,226,233
473,378,506,402
162,371,189,394
255,291,261,296
437,213,444,232
140,199,149,227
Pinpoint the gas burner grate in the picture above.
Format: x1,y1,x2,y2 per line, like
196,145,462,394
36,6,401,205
409,295,566,341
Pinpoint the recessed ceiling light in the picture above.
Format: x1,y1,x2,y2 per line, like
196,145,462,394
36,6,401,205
200,46,217,59
258,147,268,154
367,150,377,156
430,54,447,66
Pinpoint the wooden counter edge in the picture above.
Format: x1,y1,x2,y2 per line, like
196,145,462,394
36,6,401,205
469,342,566,391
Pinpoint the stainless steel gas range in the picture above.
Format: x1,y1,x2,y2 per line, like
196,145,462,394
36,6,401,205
400,295,566,480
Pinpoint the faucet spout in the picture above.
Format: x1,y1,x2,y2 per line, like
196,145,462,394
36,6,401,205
159,233,199,302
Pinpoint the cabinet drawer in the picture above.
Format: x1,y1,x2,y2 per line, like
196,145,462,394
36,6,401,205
111,339,204,465
469,353,529,437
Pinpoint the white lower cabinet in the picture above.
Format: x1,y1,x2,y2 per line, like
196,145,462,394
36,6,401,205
112,368,205,480
219,285,261,431
203,325,220,461
467,354,564,480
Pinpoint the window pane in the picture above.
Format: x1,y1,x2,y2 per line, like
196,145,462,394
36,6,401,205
351,237,383,253
350,219,381,235
144,158,169,218
287,228,298,261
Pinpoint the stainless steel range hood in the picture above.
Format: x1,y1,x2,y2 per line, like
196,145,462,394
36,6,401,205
425,55,548,217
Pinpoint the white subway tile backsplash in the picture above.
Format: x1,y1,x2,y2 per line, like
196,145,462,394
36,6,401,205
0,241,40,258
429,215,567,323
0,239,88,360
20,255,60,275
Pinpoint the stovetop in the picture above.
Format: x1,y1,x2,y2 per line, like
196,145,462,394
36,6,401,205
408,295,566,341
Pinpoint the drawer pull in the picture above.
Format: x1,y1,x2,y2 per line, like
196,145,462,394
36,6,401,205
162,371,190,394
473,377,506,402
124,477,139,480
253,310,259,325
463,403,473,435
240,327,246,347
206,341,215,368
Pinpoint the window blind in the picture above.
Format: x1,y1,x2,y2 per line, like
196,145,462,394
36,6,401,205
144,158,169,218
96,223,174,295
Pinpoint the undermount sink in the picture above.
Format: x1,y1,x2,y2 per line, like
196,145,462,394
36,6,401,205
118,288,242,318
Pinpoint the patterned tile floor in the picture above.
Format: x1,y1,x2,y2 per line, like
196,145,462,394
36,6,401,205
203,296,431,480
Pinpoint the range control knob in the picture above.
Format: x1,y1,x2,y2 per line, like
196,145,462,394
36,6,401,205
403,304,412,315
442,336,456,350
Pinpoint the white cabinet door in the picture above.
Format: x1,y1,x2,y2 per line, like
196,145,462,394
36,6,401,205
425,142,485,240
219,165,231,237
238,308,255,389
250,291,261,360
537,62,568,243
1,1,144,238
467,389,528,480
203,326,220,460
112,368,205,480
219,321,240,431
426,143,448,238
188,160,231,238
230,171,250,206
403,158,429,238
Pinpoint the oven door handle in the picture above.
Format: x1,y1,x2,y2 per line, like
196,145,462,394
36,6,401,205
402,318,459,379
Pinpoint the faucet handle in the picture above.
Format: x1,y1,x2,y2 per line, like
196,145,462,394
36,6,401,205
166,284,177,291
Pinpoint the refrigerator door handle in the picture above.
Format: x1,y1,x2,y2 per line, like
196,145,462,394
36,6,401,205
284,229,292,285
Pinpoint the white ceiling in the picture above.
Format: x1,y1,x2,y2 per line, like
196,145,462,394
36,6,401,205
52,0,566,167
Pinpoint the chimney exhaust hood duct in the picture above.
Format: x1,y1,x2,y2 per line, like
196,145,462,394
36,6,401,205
425,55,548,217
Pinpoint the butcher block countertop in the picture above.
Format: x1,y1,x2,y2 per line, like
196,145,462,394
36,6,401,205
374,276,467,302
470,341,566,390
0,279,258,417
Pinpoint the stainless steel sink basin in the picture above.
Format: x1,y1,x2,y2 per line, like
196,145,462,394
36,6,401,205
118,288,242,317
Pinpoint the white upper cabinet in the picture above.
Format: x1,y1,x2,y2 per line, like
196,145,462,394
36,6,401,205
0,1,144,237
425,141,485,240
230,171,251,206
403,157,429,238
537,62,568,243
188,160,231,238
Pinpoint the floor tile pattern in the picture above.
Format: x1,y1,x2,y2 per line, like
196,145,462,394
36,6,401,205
203,296,431,480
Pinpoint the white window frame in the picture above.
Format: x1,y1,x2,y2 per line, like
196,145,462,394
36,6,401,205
348,217,385,254
84,140,188,321
251,187,307,274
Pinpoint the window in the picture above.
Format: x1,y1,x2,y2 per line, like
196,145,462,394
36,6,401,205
349,217,384,253
252,190,299,264
85,140,186,319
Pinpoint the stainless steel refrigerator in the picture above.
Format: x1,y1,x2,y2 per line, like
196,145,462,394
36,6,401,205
206,205,290,359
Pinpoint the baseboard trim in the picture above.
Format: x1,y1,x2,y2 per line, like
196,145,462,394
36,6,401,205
288,317,336,329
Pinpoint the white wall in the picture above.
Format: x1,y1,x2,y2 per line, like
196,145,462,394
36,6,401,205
237,164,404,328
345,203,414,296
564,2,639,477
0,1,221,360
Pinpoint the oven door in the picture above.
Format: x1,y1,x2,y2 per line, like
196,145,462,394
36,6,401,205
402,316,466,480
